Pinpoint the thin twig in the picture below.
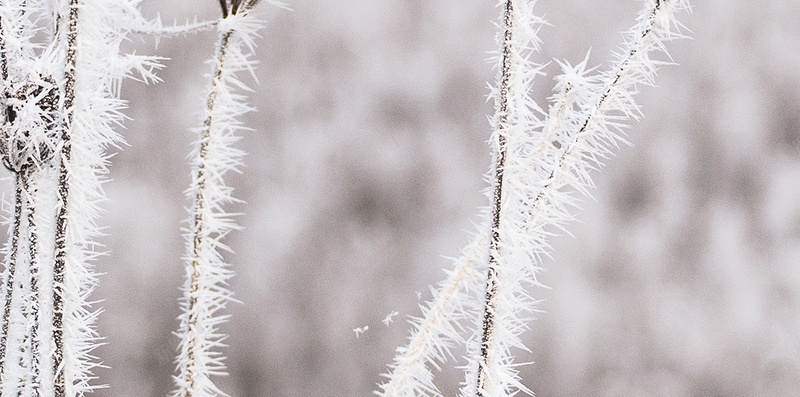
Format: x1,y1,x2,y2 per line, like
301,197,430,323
12,168,40,397
131,20,218,37
22,168,41,396
476,0,514,395
523,0,667,232
0,172,24,379
179,27,234,397
379,233,488,396
53,1,81,395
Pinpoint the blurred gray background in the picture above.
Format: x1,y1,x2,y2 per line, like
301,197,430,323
34,0,800,395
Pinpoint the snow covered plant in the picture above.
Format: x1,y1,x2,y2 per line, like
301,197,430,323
378,0,691,396
0,0,276,394
171,1,267,397
0,0,160,395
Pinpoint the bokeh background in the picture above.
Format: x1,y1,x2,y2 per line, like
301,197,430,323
11,0,796,395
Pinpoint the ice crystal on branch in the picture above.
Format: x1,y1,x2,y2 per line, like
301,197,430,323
379,1,691,396
171,4,265,397
0,0,162,395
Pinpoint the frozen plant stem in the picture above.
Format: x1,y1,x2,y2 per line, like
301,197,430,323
9,169,42,396
381,0,688,395
377,233,488,396
53,0,79,395
0,4,11,379
132,20,219,37
523,0,676,234
0,0,162,394
22,169,42,396
181,29,233,396
0,169,43,396
175,3,262,394
477,0,514,395
0,173,24,379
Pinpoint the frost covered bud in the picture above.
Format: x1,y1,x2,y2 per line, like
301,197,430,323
0,74,60,172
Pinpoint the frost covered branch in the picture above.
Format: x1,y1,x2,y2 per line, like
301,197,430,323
171,4,263,397
377,233,488,397
379,0,690,395
131,19,219,38
0,0,163,394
